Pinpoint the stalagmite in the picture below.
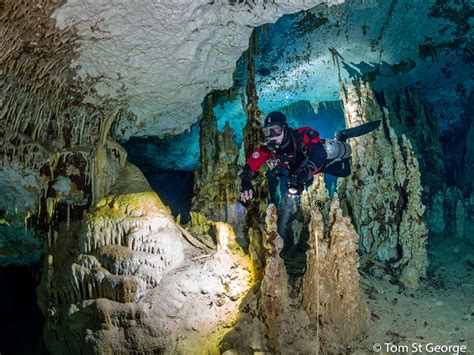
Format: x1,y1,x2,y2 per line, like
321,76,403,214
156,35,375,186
337,78,428,288
455,200,465,239
192,93,241,226
301,173,330,224
384,88,451,238
258,204,289,352
215,222,243,255
37,162,255,354
222,193,368,354
302,194,368,351
444,187,473,242
427,190,446,234
393,136,429,288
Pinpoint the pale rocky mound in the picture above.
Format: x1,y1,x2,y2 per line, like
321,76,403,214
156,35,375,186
38,163,255,354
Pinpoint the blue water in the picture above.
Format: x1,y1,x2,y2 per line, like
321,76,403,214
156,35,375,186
140,169,194,224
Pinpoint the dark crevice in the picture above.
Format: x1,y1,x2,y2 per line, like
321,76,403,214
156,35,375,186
0,264,49,355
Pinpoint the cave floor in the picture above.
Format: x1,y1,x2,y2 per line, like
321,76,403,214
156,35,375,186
348,237,474,354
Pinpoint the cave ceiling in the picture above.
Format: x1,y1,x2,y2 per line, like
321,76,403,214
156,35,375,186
52,0,344,140
52,0,472,139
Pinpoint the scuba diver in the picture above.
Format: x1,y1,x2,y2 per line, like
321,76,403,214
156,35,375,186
239,111,381,205
238,111,380,251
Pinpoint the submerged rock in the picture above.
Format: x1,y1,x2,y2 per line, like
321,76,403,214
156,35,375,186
303,194,368,350
338,79,428,288
38,163,255,354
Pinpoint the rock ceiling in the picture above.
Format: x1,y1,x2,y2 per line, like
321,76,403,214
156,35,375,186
52,0,473,140
52,0,344,139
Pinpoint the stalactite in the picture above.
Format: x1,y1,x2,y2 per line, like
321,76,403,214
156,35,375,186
1,0,78,145
1,0,136,266
337,78,428,288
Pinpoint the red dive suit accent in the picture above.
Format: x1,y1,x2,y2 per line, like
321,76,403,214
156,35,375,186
246,127,322,174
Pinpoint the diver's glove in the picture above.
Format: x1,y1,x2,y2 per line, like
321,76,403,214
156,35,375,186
239,164,255,207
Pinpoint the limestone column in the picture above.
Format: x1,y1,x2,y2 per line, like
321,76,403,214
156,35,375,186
337,78,428,288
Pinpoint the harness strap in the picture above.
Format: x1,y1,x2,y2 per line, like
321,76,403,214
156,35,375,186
296,128,319,158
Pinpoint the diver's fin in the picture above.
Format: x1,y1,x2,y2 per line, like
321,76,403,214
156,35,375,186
335,120,381,142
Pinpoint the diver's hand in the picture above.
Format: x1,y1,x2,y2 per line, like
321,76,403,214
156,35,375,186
239,164,255,207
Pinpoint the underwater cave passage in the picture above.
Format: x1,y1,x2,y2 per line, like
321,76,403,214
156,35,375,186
0,264,47,354
2,0,474,353
143,169,194,224
122,136,196,224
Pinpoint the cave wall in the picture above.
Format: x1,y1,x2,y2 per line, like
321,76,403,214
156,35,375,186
1,0,133,266
1,0,472,353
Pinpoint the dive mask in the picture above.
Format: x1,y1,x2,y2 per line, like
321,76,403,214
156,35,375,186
262,124,287,150
262,124,284,139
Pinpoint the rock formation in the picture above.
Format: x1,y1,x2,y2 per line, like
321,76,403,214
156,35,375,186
222,204,293,354
192,93,241,228
240,46,270,274
0,0,133,265
302,194,368,352
222,194,367,354
51,0,343,139
337,79,428,288
382,88,449,235
389,87,446,191
442,187,474,242
38,162,255,354
2,0,472,353
258,204,290,352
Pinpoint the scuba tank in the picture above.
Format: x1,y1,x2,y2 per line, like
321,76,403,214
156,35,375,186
323,139,352,160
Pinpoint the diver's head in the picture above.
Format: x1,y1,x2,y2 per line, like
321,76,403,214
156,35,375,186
262,111,290,150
